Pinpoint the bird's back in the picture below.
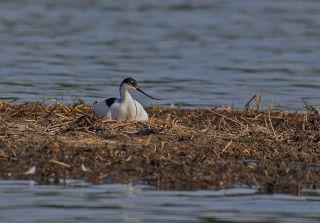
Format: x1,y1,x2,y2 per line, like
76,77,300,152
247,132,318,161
93,98,118,117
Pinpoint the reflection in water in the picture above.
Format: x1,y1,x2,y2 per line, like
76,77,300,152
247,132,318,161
0,181,319,223
0,1,319,110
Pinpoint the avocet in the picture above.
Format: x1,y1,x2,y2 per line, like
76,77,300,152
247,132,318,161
93,77,160,121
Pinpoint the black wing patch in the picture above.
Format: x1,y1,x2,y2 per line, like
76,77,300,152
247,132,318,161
105,98,117,107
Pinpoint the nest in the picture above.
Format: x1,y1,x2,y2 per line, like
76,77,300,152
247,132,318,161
0,99,319,194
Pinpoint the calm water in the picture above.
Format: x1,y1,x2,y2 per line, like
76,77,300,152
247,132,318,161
0,181,319,223
0,0,319,109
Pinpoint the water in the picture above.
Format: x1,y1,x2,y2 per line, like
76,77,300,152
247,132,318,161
0,181,319,223
0,0,319,110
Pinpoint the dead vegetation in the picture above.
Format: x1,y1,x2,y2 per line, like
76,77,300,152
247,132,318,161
0,99,319,194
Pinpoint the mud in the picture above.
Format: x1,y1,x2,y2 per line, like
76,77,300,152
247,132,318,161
0,100,319,194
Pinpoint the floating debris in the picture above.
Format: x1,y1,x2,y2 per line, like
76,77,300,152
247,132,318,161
24,166,36,175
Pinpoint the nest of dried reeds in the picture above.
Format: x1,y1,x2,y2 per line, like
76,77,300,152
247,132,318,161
0,99,319,194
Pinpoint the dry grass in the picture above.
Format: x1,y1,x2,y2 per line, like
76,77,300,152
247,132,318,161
0,99,319,194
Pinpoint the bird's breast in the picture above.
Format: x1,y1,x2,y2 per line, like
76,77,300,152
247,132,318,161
119,100,137,120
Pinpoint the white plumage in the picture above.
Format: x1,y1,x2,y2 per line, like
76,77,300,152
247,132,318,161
93,77,160,121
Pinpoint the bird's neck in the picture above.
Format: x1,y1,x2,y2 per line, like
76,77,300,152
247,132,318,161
120,89,133,103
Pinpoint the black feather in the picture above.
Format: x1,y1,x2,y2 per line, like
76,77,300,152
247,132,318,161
105,98,116,107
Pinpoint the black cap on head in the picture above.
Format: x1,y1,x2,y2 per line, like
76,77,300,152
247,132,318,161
120,77,162,100
121,77,138,88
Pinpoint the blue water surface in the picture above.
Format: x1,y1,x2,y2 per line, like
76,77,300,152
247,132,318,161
0,0,319,110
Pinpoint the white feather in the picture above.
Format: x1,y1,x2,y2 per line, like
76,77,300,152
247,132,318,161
25,166,36,175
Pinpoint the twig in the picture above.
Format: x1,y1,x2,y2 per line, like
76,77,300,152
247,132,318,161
302,98,318,114
45,105,58,118
244,93,257,108
49,159,71,169
268,100,279,139
205,108,245,128
222,140,233,152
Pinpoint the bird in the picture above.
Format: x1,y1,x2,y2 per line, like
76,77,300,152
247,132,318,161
93,77,160,121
